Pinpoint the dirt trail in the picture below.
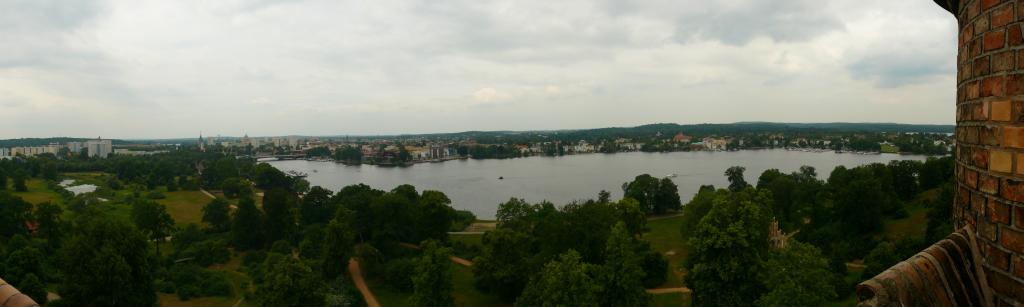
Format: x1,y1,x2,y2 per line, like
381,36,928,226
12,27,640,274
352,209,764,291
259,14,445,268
646,287,692,294
200,189,216,199
348,259,381,307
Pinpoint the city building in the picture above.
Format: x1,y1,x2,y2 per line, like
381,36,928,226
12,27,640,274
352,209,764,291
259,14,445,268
67,141,85,154
0,148,9,159
85,138,113,158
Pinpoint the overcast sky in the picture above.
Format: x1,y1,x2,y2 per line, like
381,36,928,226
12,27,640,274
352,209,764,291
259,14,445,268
0,0,956,139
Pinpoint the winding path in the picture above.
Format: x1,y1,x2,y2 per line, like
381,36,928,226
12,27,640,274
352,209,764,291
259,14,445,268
646,287,691,294
348,259,381,307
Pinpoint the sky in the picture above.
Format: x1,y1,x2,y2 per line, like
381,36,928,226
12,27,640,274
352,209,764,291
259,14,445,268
0,0,957,139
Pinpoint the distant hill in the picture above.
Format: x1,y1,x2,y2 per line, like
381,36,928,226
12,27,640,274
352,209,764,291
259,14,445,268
5,123,955,144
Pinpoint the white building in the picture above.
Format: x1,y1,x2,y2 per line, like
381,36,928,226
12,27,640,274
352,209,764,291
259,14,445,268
85,138,113,158
67,142,85,154
0,148,10,159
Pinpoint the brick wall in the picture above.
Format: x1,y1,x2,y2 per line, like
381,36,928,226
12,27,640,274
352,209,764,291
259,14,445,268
942,0,1024,305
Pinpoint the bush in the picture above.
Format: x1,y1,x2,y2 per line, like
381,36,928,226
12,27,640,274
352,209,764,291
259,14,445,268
179,239,231,267
450,240,480,260
641,250,668,288
146,191,166,199
167,264,235,299
450,210,477,232
381,257,417,292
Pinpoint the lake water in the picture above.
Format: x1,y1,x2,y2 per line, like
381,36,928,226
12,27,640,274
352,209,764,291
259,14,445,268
59,179,98,196
267,150,933,218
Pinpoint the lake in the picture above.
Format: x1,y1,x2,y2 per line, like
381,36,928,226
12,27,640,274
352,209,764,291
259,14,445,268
267,150,934,219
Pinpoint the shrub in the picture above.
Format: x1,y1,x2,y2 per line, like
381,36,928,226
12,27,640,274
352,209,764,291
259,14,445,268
381,257,417,292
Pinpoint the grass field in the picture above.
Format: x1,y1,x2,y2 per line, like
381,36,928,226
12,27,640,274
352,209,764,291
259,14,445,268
365,277,412,307
11,179,63,205
158,251,252,307
158,190,215,225
883,188,938,240
643,215,689,288
651,292,692,307
452,264,508,307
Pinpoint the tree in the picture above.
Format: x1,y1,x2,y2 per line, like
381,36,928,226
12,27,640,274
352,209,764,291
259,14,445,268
232,196,265,250
263,188,298,243
321,208,355,280
614,198,646,236
415,190,456,242
888,160,922,201
623,174,660,214
679,186,720,238
598,223,649,307
653,178,682,214
0,167,7,189
59,217,156,307
254,254,327,307
516,250,601,307
0,192,32,236
130,199,175,254
12,169,28,192
300,186,335,225
473,228,536,301
34,201,65,248
220,177,253,198
725,166,748,192
16,273,47,304
410,241,456,307
685,188,772,307
925,183,955,243
254,163,292,190
756,241,837,306
3,243,44,287
202,198,232,232
861,241,900,280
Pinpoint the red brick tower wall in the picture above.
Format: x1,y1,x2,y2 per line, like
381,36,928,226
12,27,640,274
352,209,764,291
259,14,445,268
940,0,1024,304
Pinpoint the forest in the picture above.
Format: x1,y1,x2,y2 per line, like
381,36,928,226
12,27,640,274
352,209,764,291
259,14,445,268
0,149,954,306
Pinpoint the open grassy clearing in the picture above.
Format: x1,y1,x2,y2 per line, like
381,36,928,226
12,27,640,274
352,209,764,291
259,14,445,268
158,190,214,225
11,179,63,205
882,188,938,240
452,263,508,307
651,292,692,307
643,214,689,288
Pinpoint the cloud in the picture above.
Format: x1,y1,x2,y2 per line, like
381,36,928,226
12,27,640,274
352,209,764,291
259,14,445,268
0,0,958,138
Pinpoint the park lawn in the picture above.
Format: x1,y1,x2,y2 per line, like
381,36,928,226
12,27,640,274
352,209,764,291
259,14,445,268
158,190,215,225
11,179,62,205
643,215,690,288
452,263,508,307
883,188,939,240
365,277,412,307
158,251,253,307
651,292,692,307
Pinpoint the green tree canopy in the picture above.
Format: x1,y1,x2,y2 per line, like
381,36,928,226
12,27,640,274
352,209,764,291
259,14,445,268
232,196,265,250
516,250,601,307
321,208,356,280
59,217,157,307
410,241,456,307
202,197,232,232
254,254,327,307
725,166,748,192
598,223,649,307
130,199,175,253
756,241,837,306
685,188,772,307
